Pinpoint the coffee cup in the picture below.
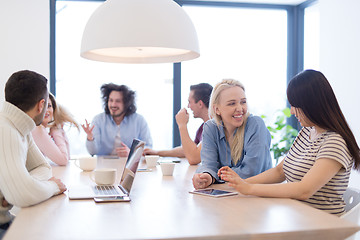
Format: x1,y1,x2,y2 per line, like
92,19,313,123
145,155,159,168
160,162,175,176
75,156,97,171
91,168,117,185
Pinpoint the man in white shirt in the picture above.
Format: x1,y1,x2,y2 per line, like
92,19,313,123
144,83,212,165
0,70,66,238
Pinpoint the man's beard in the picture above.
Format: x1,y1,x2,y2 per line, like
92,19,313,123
111,110,125,118
34,100,47,126
34,111,46,126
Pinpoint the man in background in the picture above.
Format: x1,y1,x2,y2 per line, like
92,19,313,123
0,70,66,238
82,83,152,157
144,83,212,165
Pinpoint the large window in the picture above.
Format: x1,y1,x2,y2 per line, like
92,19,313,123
55,1,299,156
181,5,287,135
56,1,173,155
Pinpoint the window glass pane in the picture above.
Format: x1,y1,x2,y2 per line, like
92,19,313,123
304,3,320,70
182,6,288,137
56,1,173,156
56,2,289,156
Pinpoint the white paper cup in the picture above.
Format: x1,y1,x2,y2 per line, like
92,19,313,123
91,168,117,185
160,162,175,176
75,156,97,171
145,155,159,168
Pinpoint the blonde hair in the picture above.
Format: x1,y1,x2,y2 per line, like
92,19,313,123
209,79,249,165
48,93,80,130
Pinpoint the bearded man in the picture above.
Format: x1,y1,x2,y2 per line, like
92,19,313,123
82,83,152,157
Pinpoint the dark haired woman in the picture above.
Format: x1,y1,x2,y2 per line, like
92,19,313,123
218,69,360,216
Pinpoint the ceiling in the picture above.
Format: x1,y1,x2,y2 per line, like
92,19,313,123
233,0,306,4
188,0,307,5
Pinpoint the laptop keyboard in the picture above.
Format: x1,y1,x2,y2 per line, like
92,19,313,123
93,185,119,196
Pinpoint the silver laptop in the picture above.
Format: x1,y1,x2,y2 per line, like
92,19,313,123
68,139,145,200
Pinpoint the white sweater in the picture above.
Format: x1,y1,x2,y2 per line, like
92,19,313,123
0,102,59,224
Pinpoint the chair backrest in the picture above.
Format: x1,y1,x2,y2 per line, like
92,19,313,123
341,188,360,240
341,187,360,223
344,188,360,212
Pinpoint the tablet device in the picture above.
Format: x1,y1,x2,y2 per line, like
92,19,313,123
189,188,238,198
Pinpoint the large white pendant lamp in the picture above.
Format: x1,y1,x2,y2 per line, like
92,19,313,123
80,0,200,63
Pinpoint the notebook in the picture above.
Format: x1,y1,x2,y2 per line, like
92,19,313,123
68,139,145,200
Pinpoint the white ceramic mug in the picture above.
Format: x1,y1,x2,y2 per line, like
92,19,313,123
160,162,175,176
145,155,159,168
91,168,117,185
75,156,97,171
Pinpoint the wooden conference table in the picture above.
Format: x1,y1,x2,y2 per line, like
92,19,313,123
4,157,360,240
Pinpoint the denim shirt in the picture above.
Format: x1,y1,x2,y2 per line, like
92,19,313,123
86,112,152,155
196,115,272,182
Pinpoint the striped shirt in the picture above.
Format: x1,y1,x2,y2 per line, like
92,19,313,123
283,127,353,216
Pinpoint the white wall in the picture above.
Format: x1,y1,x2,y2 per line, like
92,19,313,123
0,0,49,108
318,0,360,188
0,0,358,186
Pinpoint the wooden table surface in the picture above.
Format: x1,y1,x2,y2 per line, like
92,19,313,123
4,157,360,240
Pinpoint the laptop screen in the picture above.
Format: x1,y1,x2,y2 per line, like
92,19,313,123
120,139,145,193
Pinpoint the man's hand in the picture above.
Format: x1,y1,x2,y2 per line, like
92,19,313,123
175,108,189,128
49,177,67,194
115,142,130,158
81,119,95,141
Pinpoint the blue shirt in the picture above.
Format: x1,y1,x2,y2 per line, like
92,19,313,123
86,112,152,155
196,115,272,181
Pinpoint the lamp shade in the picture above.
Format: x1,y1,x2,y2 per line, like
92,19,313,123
80,0,200,63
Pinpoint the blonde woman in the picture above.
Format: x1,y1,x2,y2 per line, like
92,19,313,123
32,93,79,166
219,70,360,216
192,79,272,189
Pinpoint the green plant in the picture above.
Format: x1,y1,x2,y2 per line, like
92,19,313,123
261,108,298,165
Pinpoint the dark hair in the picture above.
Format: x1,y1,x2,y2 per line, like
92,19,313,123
287,69,360,170
100,83,136,116
5,70,48,112
190,83,213,108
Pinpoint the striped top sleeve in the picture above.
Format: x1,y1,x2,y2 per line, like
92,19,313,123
283,127,353,216
316,134,352,171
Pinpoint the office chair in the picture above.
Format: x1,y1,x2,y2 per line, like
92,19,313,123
341,187,360,240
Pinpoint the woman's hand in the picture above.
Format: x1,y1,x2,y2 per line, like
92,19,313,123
143,148,159,156
218,166,250,195
192,173,213,189
1,197,9,207
49,126,64,136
